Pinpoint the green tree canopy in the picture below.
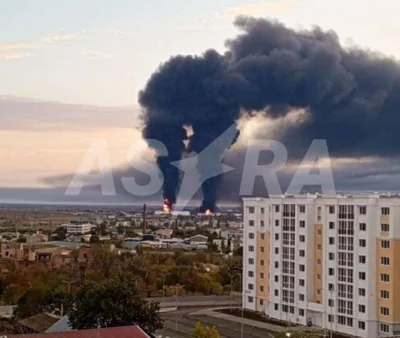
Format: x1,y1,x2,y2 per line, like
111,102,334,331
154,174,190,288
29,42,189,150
67,276,163,334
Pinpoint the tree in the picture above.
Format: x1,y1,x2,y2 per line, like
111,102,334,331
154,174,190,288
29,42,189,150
68,276,163,334
193,322,220,338
90,234,100,243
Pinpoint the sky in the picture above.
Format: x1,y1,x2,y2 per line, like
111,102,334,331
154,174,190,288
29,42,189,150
2,0,400,203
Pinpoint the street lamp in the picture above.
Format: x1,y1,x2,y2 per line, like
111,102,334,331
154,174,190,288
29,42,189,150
62,279,78,293
286,332,291,337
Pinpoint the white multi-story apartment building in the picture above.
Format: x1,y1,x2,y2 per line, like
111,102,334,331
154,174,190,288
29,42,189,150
66,223,92,235
243,193,400,338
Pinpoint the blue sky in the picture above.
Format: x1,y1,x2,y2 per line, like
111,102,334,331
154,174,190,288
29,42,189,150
2,0,400,201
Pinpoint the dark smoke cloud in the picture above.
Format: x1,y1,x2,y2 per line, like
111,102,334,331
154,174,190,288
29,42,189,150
140,16,400,211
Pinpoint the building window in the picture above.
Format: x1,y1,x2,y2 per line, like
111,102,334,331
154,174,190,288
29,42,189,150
329,221,335,229
299,250,305,257
359,272,366,280
248,283,254,290
381,240,390,248
359,223,366,231
359,256,366,264
274,289,279,296
317,244,321,250
248,258,254,265
275,220,279,227
329,237,335,245
260,285,264,292
299,235,305,242
274,304,279,311
260,233,265,240
329,252,335,260
328,284,334,291
317,289,321,295
380,323,389,333
248,296,254,303
381,274,390,282
260,272,264,279
381,223,390,232
260,260,264,266
359,239,366,247
381,290,389,299
248,271,254,277
260,220,265,227
260,207,264,214
260,246,264,253
275,205,280,212
359,206,366,215
328,299,334,307
329,268,334,276
274,262,279,268
248,207,255,213
259,299,264,305
317,259,321,265
299,294,305,301
249,220,255,226
299,309,305,316
275,247,279,254
317,229,322,235
299,279,305,286
249,245,254,252
358,305,365,313
358,288,366,296
299,220,305,228
299,205,305,213
329,206,335,214
249,233,255,239
275,234,279,240
358,321,366,330
274,275,279,282
299,264,305,272
381,207,390,215
381,307,390,316
317,274,321,280
381,257,390,266
328,315,334,323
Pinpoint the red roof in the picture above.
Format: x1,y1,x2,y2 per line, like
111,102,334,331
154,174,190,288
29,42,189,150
8,325,151,338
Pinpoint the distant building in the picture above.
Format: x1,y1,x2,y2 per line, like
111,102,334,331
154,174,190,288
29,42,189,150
188,234,208,245
0,242,24,260
25,233,49,243
155,228,174,239
66,223,92,235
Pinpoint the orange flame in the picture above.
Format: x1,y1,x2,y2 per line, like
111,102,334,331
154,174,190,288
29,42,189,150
163,199,171,213
205,209,212,216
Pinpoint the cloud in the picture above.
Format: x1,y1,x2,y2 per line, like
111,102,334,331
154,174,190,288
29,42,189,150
109,28,129,35
81,49,120,59
227,0,301,17
0,52,33,60
0,32,86,61
41,33,87,44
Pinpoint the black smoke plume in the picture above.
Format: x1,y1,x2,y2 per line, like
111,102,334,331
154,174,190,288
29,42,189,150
140,16,400,211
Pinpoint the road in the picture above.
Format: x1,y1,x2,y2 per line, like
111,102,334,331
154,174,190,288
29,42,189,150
147,295,241,309
157,307,278,338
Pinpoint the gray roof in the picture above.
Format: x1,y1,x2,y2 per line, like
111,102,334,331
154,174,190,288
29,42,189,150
45,315,73,333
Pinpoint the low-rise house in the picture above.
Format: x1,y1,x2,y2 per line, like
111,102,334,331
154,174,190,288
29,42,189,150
10,325,154,337
25,232,49,243
154,228,173,239
0,242,24,260
188,234,208,245
17,312,60,334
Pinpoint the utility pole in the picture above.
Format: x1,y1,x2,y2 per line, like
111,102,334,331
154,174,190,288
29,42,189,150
143,204,147,235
